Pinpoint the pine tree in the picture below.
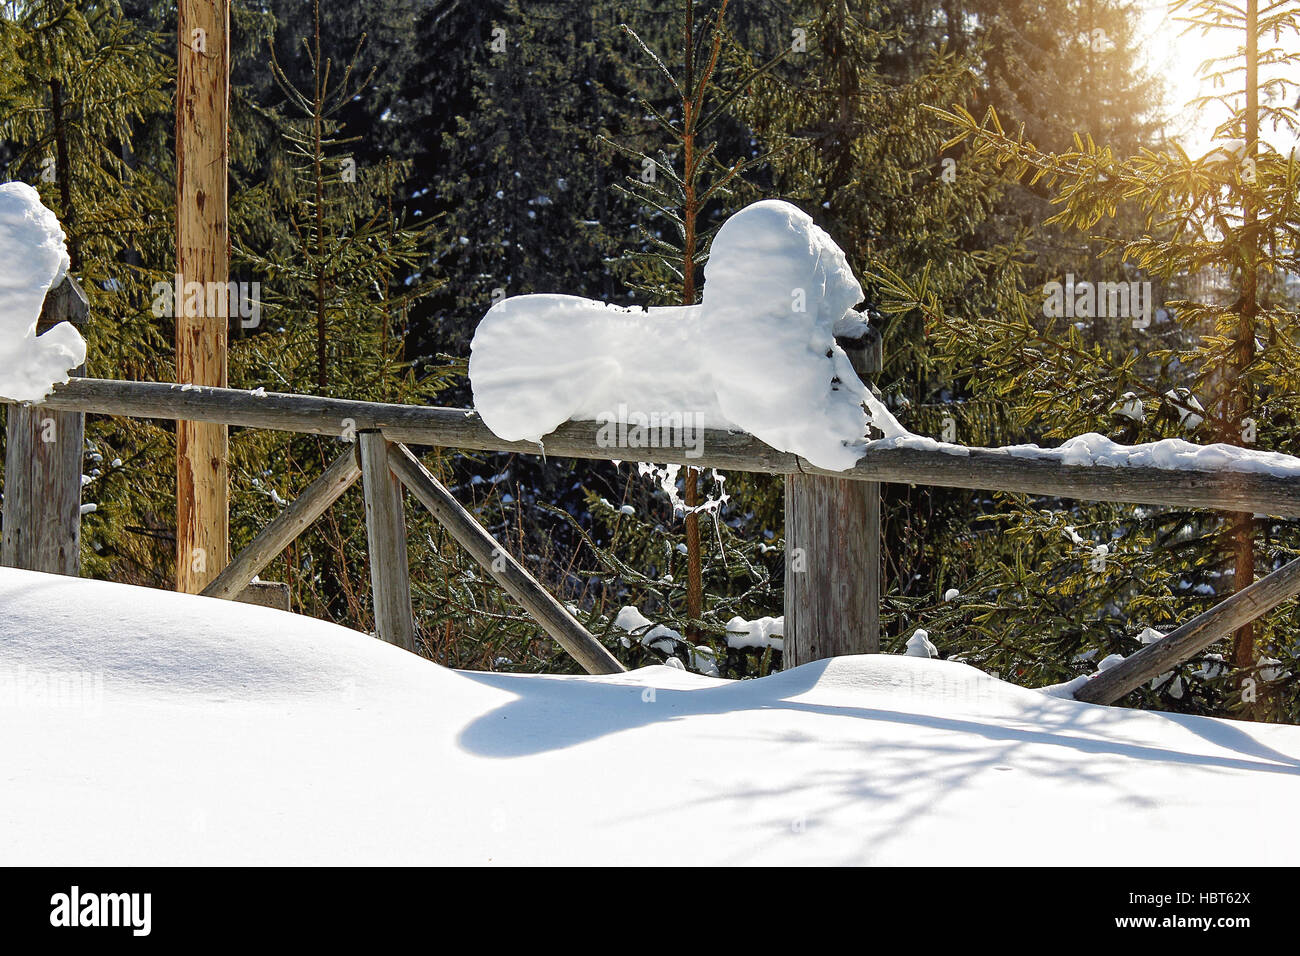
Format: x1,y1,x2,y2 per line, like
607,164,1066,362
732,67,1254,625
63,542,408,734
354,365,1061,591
1,0,177,585
228,0,450,628
440,1,686,339
610,0,789,643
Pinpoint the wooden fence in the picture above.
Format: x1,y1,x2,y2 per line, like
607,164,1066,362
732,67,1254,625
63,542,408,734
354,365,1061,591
6,279,1300,704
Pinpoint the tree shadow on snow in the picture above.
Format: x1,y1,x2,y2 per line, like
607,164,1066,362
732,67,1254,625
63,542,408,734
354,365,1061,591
455,661,1300,778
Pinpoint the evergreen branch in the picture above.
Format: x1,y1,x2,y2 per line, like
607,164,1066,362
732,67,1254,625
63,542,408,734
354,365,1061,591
699,45,791,134
620,23,681,99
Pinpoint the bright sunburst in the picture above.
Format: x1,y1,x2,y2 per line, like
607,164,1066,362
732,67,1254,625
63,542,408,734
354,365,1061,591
1141,0,1300,154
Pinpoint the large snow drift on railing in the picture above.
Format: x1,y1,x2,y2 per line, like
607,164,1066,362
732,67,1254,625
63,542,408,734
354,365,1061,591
469,200,904,471
0,182,86,403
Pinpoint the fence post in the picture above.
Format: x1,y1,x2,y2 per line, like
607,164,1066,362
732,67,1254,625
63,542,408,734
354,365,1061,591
358,430,416,652
784,327,882,667
2,276,89,576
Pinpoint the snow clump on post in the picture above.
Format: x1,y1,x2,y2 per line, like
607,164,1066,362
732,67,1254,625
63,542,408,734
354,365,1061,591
0,182,86,402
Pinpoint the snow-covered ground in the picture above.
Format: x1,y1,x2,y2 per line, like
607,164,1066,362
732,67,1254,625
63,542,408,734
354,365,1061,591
2,566,1298,865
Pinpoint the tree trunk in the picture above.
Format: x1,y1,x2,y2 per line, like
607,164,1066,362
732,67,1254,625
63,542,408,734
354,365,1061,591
1230,0,1260,680
175,0,231,592
679,1,703,642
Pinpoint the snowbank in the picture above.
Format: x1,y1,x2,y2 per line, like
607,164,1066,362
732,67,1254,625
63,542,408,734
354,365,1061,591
470,200,903,471
3,566,1299,865
0,182,86,402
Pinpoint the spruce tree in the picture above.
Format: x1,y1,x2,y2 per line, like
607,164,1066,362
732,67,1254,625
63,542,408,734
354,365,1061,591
1,0,176,585
609,0,790,644
229,0,448,628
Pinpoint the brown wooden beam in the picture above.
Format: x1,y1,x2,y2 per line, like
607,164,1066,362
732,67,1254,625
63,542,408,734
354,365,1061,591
1074,557,1300,705
175,0,231,593
358,432,416,652
201,447,360,601
41,378,1300,518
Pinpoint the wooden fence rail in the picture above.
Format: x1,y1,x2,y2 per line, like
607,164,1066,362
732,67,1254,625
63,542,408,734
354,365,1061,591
38,377,1300,518
387,442,624,675
1074,557,1300,704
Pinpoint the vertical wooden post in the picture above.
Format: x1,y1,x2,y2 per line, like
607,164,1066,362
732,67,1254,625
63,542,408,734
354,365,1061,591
175,0,230,592
2,277,89,576
784,328,882,667
358,431,416,652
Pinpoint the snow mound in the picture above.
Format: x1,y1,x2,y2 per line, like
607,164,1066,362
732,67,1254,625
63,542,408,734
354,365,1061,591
698,200,887,468
905,628,939,658
0,182,86,402
724,614,783,651
4,566,1300,865
469,199,903,471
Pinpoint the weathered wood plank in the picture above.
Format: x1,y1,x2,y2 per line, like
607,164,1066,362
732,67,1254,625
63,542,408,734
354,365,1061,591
1,406,84,575
358,432,416,652
39,378,794,471
1073,556,1300,705
785,329,882,665
201,447,360,600
175,0,231,594
387,442,624,675
785,475,881,665
2,277,89,576
38,377,1300,517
